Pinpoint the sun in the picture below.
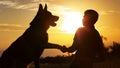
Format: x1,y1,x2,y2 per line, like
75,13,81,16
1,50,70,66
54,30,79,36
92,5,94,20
59,12,83,34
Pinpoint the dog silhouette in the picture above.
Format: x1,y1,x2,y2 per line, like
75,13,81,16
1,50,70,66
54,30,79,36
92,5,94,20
0,4,62,68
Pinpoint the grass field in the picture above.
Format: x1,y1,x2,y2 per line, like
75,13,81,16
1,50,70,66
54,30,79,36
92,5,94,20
29,59,120,68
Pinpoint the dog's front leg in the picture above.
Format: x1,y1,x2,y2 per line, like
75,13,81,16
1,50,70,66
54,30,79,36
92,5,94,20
34,58,40,68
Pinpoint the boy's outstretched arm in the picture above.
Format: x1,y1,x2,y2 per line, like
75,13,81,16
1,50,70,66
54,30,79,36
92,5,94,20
66,39,78,53
67,46,76,53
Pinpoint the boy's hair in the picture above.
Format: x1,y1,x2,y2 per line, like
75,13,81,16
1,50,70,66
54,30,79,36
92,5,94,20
84,9,99,25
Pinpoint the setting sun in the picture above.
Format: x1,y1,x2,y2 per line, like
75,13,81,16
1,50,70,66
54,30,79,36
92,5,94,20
59,12,83,34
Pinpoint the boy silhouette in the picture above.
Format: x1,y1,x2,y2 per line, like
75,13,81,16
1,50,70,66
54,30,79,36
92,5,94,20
63,9,105,68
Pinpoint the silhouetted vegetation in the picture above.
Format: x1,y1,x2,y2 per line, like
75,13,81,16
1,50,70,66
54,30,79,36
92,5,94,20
39,55,74,64
107,42,120,59
39,42,120,64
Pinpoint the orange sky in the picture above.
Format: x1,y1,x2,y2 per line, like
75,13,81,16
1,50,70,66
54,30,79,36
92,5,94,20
0,0,120,57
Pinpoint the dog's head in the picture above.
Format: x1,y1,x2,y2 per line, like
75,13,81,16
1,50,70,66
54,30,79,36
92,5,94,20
30,4,59,29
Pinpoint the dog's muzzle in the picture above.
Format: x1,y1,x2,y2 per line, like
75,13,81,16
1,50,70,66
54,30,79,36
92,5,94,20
50,16,59,27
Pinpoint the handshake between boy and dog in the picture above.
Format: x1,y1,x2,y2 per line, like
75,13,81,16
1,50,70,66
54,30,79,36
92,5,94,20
59,45,68,53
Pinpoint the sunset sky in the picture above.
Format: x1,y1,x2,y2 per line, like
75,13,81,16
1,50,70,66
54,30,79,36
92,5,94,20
0,0,120,57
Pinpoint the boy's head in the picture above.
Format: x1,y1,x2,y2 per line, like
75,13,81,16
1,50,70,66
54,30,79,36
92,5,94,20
82,9,99,27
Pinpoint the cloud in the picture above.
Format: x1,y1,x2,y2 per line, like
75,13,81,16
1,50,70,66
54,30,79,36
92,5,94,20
7,0,35,4
15,3,38,11
0,0,70,12
50,5,72,13
0,24,26,31
0,1,17,7
0,0,40,11
0,0,64,11
100,10,120,15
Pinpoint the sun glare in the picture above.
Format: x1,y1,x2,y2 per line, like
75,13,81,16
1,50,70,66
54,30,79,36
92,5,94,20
59,12,83,34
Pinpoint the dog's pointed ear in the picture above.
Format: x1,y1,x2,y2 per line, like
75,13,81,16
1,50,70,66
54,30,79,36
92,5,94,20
30,4,43,26
38,4,43,11
44,4,47,11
